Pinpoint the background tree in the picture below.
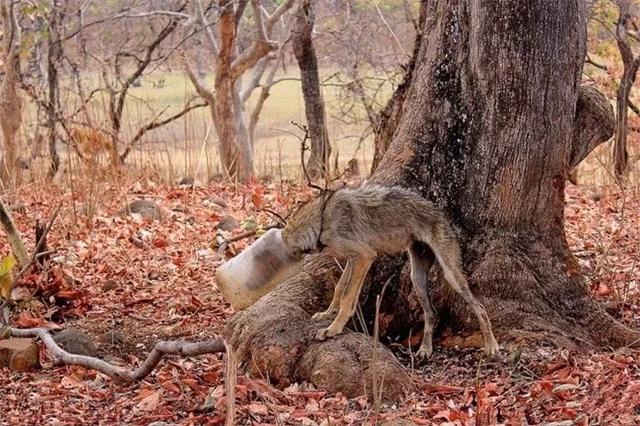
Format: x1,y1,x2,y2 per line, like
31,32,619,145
226,0,638,400
184,0,296,182
0,0,23,188
584,0,640,181
613,0,640,177
292,0,331,178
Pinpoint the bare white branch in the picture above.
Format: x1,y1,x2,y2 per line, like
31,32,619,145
11,327,226,381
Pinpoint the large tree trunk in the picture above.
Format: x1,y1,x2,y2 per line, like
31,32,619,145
226,0,638,402
292,0,331,179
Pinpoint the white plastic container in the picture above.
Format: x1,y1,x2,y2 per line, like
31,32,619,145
215,228,301,309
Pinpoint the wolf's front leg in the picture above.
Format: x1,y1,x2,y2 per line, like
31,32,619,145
316,251,375,341
312,260,353,321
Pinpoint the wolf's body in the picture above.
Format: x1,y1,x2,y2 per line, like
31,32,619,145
281,184,499,358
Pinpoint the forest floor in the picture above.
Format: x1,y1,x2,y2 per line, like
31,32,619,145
0,177,639,425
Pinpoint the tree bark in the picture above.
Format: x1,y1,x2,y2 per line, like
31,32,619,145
0,0,23,188
613,3,639,179
292,0,331,179
46,0,62,178
225,0,638,402
214,1,250,180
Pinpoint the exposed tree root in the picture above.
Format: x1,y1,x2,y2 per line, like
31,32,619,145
225,255,414,403
10,327,226,381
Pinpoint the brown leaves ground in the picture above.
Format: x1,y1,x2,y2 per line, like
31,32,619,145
0,178,638,424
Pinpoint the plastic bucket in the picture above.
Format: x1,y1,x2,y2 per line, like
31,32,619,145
215,228,301,309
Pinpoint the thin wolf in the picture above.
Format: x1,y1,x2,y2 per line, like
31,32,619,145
281,184,500,359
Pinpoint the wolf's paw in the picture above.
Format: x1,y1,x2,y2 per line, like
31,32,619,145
484,338,501,359
311,310,337,321
415,345,433,362
315,326,342,341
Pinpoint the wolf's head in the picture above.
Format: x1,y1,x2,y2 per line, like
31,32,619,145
281,195,326,259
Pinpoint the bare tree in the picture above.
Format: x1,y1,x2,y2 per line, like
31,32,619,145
47,1,206,169
613,0,640,178
312,0,417,175
292,0,331,178
0,0,23,188
184,0,296,182
46,0,63,176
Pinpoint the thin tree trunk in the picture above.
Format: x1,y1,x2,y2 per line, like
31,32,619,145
46,0,62,178
0,0,23,188
613,3,639,178
226,0,637,402
292,0,331,178
215,0,253,181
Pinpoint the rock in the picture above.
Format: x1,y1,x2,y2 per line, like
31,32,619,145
119,200,164,221
99,330,127,347
207,195,227,208
102,280,119,292
177,177,195,188
53,328,98,357
0,338,39,371
0,326,11,339
217,215,240,232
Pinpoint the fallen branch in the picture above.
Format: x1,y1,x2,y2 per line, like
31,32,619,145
0,197,29,267
19,202,62,276
10,327,226,381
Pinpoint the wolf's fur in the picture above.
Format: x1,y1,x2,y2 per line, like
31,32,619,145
281,184,499,358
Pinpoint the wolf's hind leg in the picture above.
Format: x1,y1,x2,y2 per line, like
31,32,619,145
312,259,352,321
430,238,500,356
408,242,436,360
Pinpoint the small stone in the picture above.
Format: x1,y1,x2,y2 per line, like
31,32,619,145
102,280,119,292
119,200,164,221
0,338,39,371
177,177,195,188
208,195,227,208
0,326,11,339
53,328,98,357
100,330,126,346
11,286,31,301
217,215,240,232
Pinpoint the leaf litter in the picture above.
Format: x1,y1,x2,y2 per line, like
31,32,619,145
0,179,638,424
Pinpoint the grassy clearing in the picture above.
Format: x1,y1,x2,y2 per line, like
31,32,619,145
23,68,389,182
21,66,638,187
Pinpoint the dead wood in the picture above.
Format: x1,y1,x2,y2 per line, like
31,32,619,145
10,327,226,381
